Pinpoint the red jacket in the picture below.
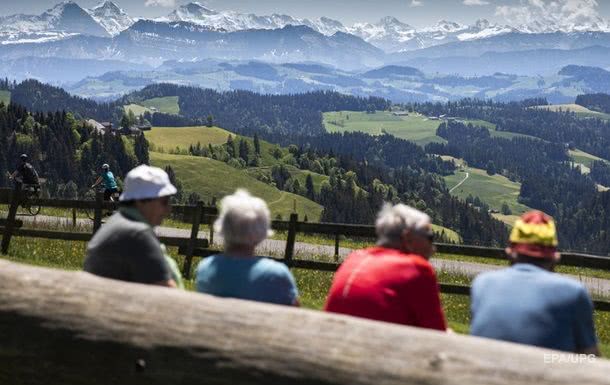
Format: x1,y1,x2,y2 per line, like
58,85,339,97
324,246,447,330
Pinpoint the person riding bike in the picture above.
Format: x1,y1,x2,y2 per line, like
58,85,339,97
91,164,119,201
8,154,40,192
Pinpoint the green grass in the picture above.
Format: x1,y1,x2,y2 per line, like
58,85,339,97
145,125,284,167
150,152,323,221
534,104,610,120
140,96,180,115
0,90,10,105
458,119,497,130
124,104,152,116
444,167,531,220
145,126,233,150
569,149,609,168
2,235,609,356
537,104,594,113
324,111,445,146
123,97,181,117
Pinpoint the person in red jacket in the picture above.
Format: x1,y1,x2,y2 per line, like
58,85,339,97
324,203,447,331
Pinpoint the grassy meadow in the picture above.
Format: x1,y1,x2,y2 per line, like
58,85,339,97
145,126,233,150
534,104,610,120
0,90,10,105
444,167,531,223
124,96,181,116
140,96,180,115
124,104,151,116
150,152,323,221
569,149,609,168
145,125,284,167
323,111,446,146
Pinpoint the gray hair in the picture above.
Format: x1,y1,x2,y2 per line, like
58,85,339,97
375,203,431,244
214,189,273,248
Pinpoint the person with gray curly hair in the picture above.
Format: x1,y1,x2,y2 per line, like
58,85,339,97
325,203,446,330
195,189,299,306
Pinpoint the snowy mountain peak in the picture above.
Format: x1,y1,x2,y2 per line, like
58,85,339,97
430,20,466,33
89,1,134,36
377,16,413,29
474,19,491,30
169,2,219,21
91,1,122,13
42,1,85,19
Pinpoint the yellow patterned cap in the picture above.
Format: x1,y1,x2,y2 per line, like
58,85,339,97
509,211,558,257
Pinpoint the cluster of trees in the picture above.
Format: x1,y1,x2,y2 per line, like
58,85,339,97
123,83,390,136
430,120,610,252
412,98,610,161
0,102,147,198
590,161,610,187
575,93,610,113
10,80,122,122
0,78,16,91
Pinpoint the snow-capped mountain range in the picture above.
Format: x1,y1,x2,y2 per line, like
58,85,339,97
1,1,609,52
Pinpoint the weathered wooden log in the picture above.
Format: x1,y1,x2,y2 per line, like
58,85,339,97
0,260,608,385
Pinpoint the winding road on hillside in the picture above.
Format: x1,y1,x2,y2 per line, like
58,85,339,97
8,212,610,298
449,172,470,193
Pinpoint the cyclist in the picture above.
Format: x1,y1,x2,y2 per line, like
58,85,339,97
8,154,40,192
91,164,119,201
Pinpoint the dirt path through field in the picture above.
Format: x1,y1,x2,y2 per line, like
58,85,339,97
449,172,470,193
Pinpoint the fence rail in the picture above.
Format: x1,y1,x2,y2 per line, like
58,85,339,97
2,188,610,291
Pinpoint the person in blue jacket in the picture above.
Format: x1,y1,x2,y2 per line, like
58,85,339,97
92,163,119,201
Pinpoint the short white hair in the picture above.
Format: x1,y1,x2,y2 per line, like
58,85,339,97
375,203,431,244
214,189,273,248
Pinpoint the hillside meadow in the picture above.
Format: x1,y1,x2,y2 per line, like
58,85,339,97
323,110,446,146
150,152,323,221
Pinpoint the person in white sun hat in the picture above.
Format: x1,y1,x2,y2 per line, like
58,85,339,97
84,165,182,288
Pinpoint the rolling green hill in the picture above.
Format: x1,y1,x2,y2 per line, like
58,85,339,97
444,166,531,224
569,149,609,167
0,90,10,105
145,126,233,149
140,96,180,115
324,111,446,146
145,125,284,166
534,104,610,120
124,104,151,116
150,152,323,221
124,96,180,116
146,125,462,239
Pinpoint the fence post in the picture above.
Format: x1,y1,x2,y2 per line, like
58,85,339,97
1,184,22,255
334,233,340,262
182,200,203,279
284,213,298,265
72,208,77,228
92,191,103,235
208,210,214,246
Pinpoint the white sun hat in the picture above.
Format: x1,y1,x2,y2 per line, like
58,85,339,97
119,165,177,202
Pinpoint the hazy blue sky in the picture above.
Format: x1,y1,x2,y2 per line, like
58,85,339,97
4,0,610,28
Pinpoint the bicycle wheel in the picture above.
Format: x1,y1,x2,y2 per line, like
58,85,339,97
27,203,41,216
83,207,96,220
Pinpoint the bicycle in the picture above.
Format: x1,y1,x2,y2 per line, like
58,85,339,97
6,172,43,216
82,187,120,220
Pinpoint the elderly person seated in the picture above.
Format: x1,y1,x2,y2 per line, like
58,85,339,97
324,203,447,331
84,165,181,288
470,211,600,355
196,189,299,306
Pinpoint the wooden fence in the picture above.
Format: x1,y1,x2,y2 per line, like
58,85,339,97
2,259,609,385
1,188,610,310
